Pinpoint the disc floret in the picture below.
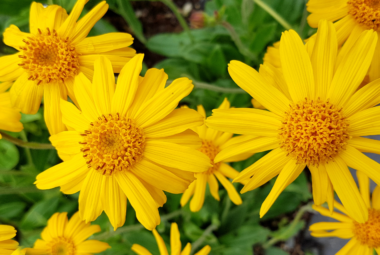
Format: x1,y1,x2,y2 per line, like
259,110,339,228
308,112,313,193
47,237,76,255
348,0,380,30
200,140,221,174
354,208,380,248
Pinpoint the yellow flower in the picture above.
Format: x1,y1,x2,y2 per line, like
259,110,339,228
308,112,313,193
35,55,211,230
181,99,248,212
0,82,23,139
310,172,380,254
131,223,211,255
206,20,380,223
307,0,380,82
263,41,281,69
25,212,110,255
0,225,18,255
0,0,135,135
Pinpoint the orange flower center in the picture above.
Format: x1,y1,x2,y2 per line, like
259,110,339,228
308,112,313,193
47,237,75,255
353,208,380,248
348,0,380,30
18,28,80,85
199,140,220,174
279,99,349,165
81,114,146,175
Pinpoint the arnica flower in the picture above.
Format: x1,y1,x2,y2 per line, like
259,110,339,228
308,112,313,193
263,42,281,69
206,20,380,223
25,212,110,255
310,172,380,254
307,0,380,82
131,223,211,255
35,55,211,230
181,99,247,212
0,82,23,139
0,0,135,135
0,225,18,255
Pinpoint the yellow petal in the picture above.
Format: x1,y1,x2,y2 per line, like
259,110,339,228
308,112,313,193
309,222,353,232
194,245,211,255
140,179,167,207
144,140,211,172
260,160,305,217
180,243,191,255
334,15,358,46
157,129,202,149
47,212,68,238
228,60,290,116
35,154,87,192
131,244,153,255
190,173,208,212
3,25,30,50
92,56,115,115
60,99,90,132
215,136,279,163
280,30,315,101
115,171,160,230
310,229,354,239
214,171,242,205
44,83,68,135
325,156,368,223
311,20,337,100
145,108,204,138
64,212,101,243
111,54,143,116
0,225,16,241
372,186,380,210
356,171,370,208
180,181,196,207
208,174,220,201
43,5,67,31
327,30,378,108
309,164,330,206
132,159,190,194
58,0,87,39
152,229,169,255
75,33,134,54
170,223,182,255
347,106,380,136
340,145,380,188
259,63,291,100
312,204,352,222
10,73,44,114
135,78,193,128
74,72,100,121
101,175,127,231
76,240,110,253
0,53,23,82
369,33,380,81
29,2,45,34
343,78,380,117
71,1,109,44
306,0,348,28
336,238,360,255
78,169,104,223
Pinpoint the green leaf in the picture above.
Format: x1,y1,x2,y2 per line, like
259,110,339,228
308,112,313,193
0,0,34,16
0,139,19,171
220,225,270,250
266,247,289,255
249,23,277,53
0,202,26,219
114,0,146,44
206,45,227,77
146,33,189,58
270,220,305,241
20,197,59,229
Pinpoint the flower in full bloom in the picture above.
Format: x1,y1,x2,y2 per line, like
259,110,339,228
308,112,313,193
181,99,249,212
25,212,110,255
0,225,18,255
132,223,211,255
206,20,380,222
0,82,23,139
0,0,135,135
310,172,380,254
307,0,380,82
35,55,211,230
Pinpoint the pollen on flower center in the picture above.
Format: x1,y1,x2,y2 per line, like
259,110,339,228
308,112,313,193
80,114,146,175
48,237,76,255
348,0,380,30
353,208,380,248
200,140,221,174
18,28,80,85
279,98,350,166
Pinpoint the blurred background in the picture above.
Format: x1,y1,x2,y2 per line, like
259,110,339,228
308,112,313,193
0,0,343,254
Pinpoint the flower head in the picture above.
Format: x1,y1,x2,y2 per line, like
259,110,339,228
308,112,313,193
131,223,211,255
0,0,135,135
181,99,249,212
35,55,211,230
25,212,110,255
0,225,18,255
310,172,380,254
206,20,380,223
307,0,380,82
0,82,23,139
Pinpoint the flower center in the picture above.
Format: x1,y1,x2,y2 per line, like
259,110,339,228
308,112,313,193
47,237,75,255
279,98,349,166
348,0,380,30
18,28,80,85
81,114,146,175
353,208,380,248
199,140,220,174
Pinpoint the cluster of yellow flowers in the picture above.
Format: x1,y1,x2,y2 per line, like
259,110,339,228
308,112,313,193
1,0,380,254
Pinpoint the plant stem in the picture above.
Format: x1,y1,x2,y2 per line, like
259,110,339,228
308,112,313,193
160,0,194,42
1,131,55,150
252,0,293,31
193,80,246,94
221,21,257,62
191,223,218,254
263,203,312,249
